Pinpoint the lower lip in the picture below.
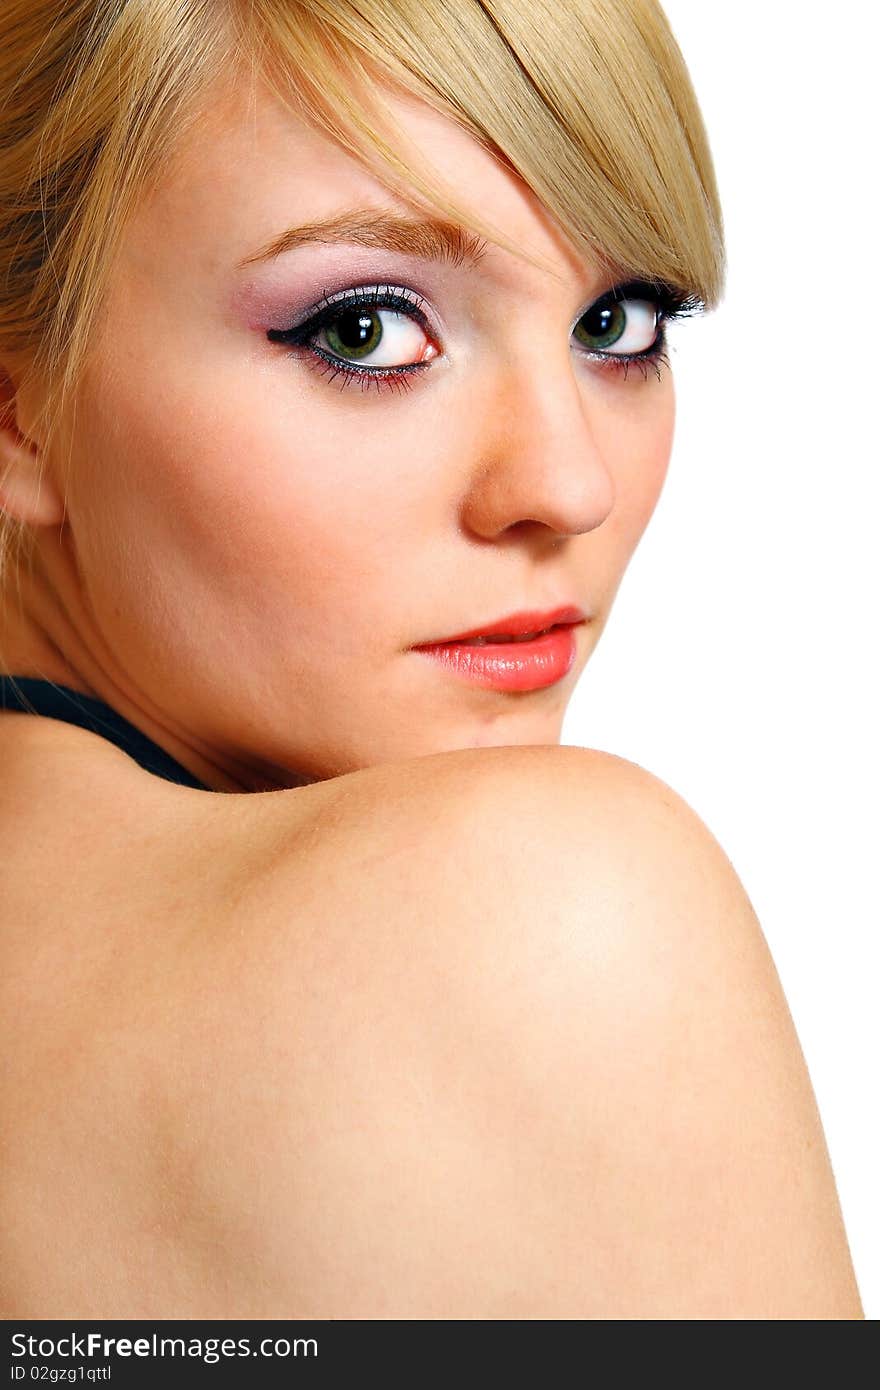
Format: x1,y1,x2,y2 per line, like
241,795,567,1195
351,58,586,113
412,624,581,691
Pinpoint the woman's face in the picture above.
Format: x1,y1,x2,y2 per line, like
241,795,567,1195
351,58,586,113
44,75,674,788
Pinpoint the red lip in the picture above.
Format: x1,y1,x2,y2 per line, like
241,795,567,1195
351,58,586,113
415,605,587,646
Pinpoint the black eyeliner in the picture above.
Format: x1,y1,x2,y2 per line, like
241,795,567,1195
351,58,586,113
266,274,696,396
267,283,431,347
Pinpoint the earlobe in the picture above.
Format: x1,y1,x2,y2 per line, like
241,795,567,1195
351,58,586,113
0,367,65,528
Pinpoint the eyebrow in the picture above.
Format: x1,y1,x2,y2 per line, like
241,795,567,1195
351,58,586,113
238,208,490,271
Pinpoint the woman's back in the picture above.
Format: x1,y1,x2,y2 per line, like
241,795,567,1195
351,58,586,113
0,711,862,1317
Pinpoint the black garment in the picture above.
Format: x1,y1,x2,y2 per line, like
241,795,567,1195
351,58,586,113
0,676,209,790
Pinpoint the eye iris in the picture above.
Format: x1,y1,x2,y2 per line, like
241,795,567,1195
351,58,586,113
575,301,627,351
325,309,382,359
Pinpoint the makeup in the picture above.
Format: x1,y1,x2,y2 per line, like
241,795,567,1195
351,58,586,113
412,607,586,692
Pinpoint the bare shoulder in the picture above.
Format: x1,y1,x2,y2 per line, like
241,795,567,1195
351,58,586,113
187,744,864,1319
0,734,862,1317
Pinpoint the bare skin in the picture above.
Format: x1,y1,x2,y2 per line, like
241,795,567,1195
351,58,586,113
0,722,863,1317
0,71,863,1317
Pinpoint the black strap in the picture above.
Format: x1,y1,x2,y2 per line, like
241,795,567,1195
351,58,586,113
0,676,210,790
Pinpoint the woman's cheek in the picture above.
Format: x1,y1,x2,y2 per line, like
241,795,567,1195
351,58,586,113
597,385,675,546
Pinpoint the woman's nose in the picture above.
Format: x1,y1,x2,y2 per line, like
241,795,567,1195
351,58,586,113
459,350,616,544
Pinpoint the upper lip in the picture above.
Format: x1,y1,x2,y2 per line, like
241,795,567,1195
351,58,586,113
414,605,588,646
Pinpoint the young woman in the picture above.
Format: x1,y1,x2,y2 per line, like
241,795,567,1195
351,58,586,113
0,0,862,1318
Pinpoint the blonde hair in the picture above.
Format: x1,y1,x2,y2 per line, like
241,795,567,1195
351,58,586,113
0,0,724,587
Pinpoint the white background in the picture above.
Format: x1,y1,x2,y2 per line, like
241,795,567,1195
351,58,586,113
562,1,878,1316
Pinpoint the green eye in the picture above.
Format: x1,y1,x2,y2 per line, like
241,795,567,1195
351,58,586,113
324,309,384,360
575,301,626,351
573,296,659,355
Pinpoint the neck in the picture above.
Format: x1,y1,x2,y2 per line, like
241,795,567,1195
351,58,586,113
0,526,300,793
0,542,98,694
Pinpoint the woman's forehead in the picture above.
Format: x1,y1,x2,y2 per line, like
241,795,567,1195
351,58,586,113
121,75,592,312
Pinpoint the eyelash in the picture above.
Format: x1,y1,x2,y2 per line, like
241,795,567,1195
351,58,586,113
267,278,703,397
268,284,433,398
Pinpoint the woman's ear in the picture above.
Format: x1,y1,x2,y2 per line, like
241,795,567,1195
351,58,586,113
0,362,65,527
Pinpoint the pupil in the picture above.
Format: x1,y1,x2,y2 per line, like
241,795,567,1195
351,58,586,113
327,309,382,358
